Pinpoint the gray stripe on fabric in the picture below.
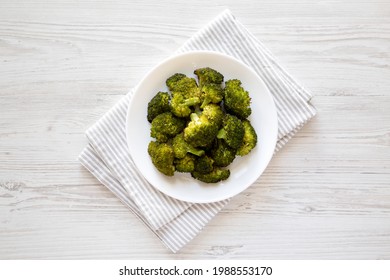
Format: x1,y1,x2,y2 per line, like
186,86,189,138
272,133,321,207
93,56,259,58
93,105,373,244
218,17,307,135
92,113,183,230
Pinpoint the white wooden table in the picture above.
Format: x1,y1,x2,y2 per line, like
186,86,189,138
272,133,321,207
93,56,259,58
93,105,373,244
1,0,389,259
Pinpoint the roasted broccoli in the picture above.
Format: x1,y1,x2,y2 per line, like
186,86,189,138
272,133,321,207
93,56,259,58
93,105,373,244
150,112,186,142
194,67,224,87
166,73,200,98
194,155,214,174
183,110,219,148
147,91,171,123
174,154,196,173
148,141,175,176
224,79,252,119
166,73,186,91
191,167,230,183
172,133,205,159
170,92,200,118
237,120,258,156
201,103,224,127
200,83,223,108
147,67,257,183
211,139,236,167
217,114,245,149
166,73,201,117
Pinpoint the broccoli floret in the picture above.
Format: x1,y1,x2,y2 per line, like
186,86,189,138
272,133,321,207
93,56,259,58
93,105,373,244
200,83,223,108
166,73,186,91
150,112,186,142
217,114,245,149
194,67,224,87
148,141,175,176
237,120,258,156
172,133,205,159
211,139,236,167
170,92,200,118
147,91,171,122
166,73,201,98
202,103,224,127
183,111,219,148
174,154,196,173
194,155,214,174
224,79,252,119
191,167,230,183
166,73,202,117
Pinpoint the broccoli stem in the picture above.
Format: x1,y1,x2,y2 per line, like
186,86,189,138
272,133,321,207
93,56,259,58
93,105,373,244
200,97,211,109
190,112,200,122
216,128,226,139
194,105,202,114
183,97,200,107
188,148,205,157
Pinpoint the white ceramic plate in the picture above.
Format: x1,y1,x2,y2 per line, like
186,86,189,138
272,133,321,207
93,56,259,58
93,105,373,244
126,51,278,203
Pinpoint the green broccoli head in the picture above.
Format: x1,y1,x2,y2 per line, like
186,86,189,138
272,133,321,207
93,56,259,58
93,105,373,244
191,167,230,183
170,92,200,118
147,91,171,123
166,73,186,91
194,67,224,87
174,154,196,173
211,139,236,167
166,73,202,117
194,155,214,174
166,73,200,98
224,79,252,119
183,112,219,148
200,83,223,108
237,120,258,156
202,103,224,127
217,114,245,149
172,133,205,159
148,141,175,176
150,112,186,142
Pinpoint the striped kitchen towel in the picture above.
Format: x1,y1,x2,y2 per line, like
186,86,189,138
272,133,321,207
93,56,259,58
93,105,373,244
78,9,316,252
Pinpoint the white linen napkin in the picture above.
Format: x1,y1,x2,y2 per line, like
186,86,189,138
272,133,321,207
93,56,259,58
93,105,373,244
78,9,316,253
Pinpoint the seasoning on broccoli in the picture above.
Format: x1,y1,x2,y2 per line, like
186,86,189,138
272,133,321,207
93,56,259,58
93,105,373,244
194,155,214,174
191,167,230,183
147,91,171,122
224,79,252,119
148,141,175,176
174,154,196,173
194,67,224,87
150,112,186,142
183,110,219,148
211,139,236,167
217,114,245,149
172,133,205,159
236,120,258,156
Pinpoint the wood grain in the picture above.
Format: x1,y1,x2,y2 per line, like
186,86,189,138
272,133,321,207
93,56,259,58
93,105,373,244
1,0,390,259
